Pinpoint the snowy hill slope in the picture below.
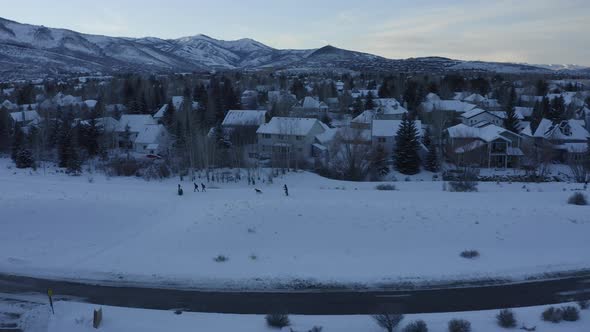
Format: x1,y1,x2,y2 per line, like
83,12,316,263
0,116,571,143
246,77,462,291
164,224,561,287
0,17,582,78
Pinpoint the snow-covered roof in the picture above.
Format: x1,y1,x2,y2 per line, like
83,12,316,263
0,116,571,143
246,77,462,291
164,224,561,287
222,110,267,126
315,127,338,144
171,96,199,111
447,123,517,142
461,108,488,119
257,117,322,136
514,107,533,118
464,93,486,103
79,117,119,132
301,96,327,109
523,119,590,141
135,125,167,144
425,93,440,102
9,110,40,123
351,89,378,99
372,120,423,137
351,110,375,124
84,100,97,109
153,104,168,119
421,100,477,113
375,98,408,115
116,114,157,132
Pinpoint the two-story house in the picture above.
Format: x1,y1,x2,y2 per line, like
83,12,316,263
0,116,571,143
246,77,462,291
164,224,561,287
256,117,327,166
371,119,424,160
444,123,523,168
522,118,590,162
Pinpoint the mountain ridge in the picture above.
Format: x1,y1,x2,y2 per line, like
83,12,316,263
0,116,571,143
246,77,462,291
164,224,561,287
0,17,587,79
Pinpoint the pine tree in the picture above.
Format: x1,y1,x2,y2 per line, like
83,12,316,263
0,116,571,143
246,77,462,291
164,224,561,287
11,123,24,162
0,107,11,152
423,127,439,172
365,91,375,110
503,88,520,133
162,99,176,129
394,115,421,175
15,148,35,169
82,109,101,157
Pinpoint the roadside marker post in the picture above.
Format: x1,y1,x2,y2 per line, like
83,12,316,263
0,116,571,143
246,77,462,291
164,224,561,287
47,288,55,314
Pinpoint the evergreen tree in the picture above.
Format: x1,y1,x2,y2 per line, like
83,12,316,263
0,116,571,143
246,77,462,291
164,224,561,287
503,88,520,133
162,99,176,129
352,96,364,117
394,115,421,175
81,108,101,157
536,80,548,96
290,78,306,100
547,96,565,122
365,91,375,110
15,148,35,169
11,123,24,162
0,107,11,152
423,127,439,172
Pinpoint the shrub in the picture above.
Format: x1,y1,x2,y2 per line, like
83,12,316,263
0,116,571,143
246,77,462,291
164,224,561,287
142,161,171,180
541,307,563,323
15,149,35,169
496,309,517,328
460,250,480,259
376,184,396,191
265,313,290,329
372,313,404,332
578,300,589,310
448,319,471,332
448,180,478,192
568,192,588,206
562,306,580,321
107,157,142,177
403,319,428,332
213,255,228,263
309,326,323,332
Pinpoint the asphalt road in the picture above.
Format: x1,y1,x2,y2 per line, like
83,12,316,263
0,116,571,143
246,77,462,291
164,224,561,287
1,273,589,315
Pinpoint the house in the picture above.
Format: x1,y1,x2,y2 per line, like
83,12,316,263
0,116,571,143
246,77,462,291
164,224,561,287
221,110,268,145
1,100,17,111
374,98,408,120
256,117,327,166
153,104,168,122
241,90,259,110
460,108,525,128
522,119,590,162
9,110,41,128
134,124,170,155
351,110,375,129
292,96,328,117
115,114,158,150
371,119,424,160
444,124,523,168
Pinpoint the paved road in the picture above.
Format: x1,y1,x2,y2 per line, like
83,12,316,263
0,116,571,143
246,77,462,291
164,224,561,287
1,273,589,315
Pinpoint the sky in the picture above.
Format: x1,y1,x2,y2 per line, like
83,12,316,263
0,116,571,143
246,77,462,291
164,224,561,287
1,0,590,65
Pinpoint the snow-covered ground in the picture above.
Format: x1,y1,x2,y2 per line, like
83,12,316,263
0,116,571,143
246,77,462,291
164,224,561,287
1,158,589,289
19,300,590,332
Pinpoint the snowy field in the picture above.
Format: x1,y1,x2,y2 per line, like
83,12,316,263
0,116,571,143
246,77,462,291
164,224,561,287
18,299,590,332
1,158,589,289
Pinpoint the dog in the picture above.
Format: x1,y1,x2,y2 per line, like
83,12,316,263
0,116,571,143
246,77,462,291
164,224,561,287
255,188,263,194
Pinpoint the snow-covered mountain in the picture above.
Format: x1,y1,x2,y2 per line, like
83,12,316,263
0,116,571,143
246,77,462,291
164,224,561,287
0,17,584,79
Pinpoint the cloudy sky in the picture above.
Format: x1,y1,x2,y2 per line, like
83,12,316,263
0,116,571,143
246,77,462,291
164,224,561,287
2,0,590,65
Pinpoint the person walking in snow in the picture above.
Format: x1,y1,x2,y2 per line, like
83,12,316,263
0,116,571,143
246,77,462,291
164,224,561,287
194,182,199,192
284,184,289,196
201,183,206,192
178,184,184,196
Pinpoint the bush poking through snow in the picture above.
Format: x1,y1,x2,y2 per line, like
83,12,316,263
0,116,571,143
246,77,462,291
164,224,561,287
448,319,471,332
568,192,588,206
213,255,228,263
308,326,323,332
265,313,290,329
403,319,428,332
448,181,478,192
562,306,580,321
541,307,563,323
372,313,404,332
496,309,517,328
376,184,396,191
460,250,480,259
578,300,590,310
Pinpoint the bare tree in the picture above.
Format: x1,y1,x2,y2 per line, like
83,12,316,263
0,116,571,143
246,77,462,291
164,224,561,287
327,128,371,180
372,313,404,332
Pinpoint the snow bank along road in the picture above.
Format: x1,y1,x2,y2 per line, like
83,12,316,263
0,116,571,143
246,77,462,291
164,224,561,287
1,273,590,314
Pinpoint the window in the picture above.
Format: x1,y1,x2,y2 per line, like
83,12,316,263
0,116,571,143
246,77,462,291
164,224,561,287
378,137,386,143
296,136,303,141
262,134,271,139
278,135,285,140
298,148,303,153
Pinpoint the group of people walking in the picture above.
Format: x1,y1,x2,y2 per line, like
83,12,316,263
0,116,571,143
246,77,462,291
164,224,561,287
177,183,206,196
